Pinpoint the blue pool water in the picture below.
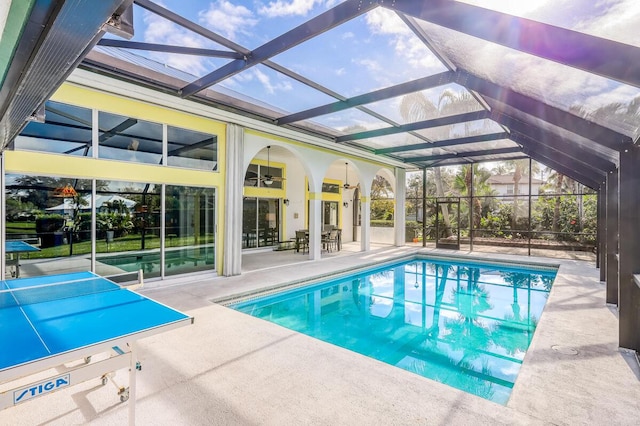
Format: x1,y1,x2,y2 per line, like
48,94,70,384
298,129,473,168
231,257,557,404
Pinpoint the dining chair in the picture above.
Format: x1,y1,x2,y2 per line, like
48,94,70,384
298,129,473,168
295,230,309,254
322,228,339,252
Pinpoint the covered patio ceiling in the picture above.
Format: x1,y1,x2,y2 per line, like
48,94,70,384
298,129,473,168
2,0,639,190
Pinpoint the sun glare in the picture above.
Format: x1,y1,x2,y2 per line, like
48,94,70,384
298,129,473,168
458,0,550,17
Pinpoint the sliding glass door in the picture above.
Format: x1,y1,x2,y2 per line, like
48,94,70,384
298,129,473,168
243,197,280,249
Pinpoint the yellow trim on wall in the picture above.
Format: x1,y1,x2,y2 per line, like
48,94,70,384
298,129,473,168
5,151,221,187
243,187,285,198
323,178,342,203
52,84,226,137
304,179,346,229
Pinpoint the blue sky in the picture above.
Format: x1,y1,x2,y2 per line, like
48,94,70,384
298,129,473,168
116,0,640,135
126,0,448,130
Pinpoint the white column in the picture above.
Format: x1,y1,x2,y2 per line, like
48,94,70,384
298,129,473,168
394,167,406,246
223,124,244,276
308,195,322,260
360,196,371,251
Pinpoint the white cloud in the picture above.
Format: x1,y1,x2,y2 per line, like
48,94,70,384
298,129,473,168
234,68,293,95
335,68,346,76
365,8,443,76
342,31,355,40
582,83,640,113
254,68,274,93
354,58,381,73
198,1,258,41
421,21,635,116
574,0,640,46
258,0,321,17
325,0,342,7
366,8,411,36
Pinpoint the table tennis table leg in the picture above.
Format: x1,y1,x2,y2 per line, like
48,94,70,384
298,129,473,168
128,342,138,426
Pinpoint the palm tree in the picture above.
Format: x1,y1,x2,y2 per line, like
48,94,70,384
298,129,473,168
546,170,568,233
501,159,539,230
400,93,453,236
453,164,497,230
400,89,486,238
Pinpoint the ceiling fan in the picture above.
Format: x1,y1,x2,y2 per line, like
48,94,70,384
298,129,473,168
248,146,285,186
343,162,357,190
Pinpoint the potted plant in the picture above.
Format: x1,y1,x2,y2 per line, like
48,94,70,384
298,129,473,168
97,213,115,242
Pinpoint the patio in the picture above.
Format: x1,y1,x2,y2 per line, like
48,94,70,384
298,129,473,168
1,246,638,425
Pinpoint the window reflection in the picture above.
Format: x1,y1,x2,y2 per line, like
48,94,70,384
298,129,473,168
322,182,340,193
242,197,280,249
12,101,93,155
4,174,92,278
165,185,216,276
96,181,161,279
98,111,162,164
167,126,217,170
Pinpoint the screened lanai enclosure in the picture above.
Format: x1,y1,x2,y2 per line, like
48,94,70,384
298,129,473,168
402,162,597,258
1,1,639,350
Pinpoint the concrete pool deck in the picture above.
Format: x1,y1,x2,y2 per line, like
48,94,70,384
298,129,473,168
2,245,639,425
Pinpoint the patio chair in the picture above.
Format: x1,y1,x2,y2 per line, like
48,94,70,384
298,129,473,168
295,230,309,254
322,228,339,252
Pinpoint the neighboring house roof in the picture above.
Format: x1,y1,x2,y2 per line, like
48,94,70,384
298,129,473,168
487,174,543,184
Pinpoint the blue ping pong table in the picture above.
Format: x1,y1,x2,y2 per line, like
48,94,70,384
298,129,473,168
0,271,193,424
5,240,40,278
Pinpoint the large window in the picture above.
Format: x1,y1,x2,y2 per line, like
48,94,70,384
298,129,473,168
4,174,216,280
165,185,216,276
167,126,218,170
322,201,338,229
12,101,93,155
96,180,162,279
244,164,284,189
98,111,163,164
5,174,93,278
12,101,219,172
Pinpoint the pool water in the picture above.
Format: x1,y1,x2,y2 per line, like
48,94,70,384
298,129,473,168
232,257,557,404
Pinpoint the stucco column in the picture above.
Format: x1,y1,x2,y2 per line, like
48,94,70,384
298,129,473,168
360,196,370,251
308,193,322,260
394,167,406,246
223,124,244,276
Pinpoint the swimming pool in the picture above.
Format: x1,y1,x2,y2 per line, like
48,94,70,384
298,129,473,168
231,256,557,404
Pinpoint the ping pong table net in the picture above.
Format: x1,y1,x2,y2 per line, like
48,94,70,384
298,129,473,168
0,276,120,308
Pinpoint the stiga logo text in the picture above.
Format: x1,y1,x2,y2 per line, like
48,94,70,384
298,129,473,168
13,374,70,404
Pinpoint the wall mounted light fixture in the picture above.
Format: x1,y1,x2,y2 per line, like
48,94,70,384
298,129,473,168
283,199,290,206
343,202,349,208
